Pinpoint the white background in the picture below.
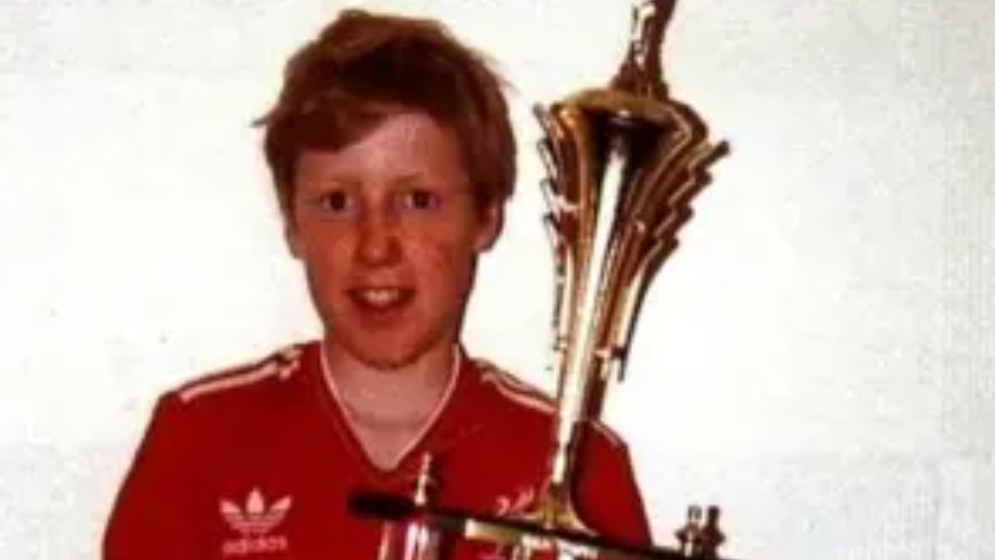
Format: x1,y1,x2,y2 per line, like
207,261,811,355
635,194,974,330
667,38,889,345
1,1,993,559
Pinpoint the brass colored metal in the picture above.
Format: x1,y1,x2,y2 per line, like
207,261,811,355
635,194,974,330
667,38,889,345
414,454,435,507
530,0,729,544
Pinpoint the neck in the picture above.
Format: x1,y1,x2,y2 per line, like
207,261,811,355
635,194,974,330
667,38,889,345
321,340,458,426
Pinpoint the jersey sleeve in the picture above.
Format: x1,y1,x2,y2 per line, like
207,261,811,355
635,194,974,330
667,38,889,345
574,423,654,548
102,393,196,560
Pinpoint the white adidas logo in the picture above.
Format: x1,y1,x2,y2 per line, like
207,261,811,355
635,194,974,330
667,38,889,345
219,488,292,557
482,487,539,560
494,486,536,518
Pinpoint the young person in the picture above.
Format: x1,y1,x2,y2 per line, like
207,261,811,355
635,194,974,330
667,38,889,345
103,8,651,559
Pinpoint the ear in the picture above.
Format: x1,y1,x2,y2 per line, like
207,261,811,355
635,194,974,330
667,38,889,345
283,208,304,260
473,203,504,253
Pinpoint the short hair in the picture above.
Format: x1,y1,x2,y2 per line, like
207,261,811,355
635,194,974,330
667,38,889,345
256,9,517,217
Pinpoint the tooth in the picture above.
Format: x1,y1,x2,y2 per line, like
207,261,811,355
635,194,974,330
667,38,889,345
360,289,401,306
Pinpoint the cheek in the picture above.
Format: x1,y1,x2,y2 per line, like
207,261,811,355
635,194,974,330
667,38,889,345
409,238,479,291
294,227,352,274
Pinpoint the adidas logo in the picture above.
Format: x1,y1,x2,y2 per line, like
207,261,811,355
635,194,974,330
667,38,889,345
483,487,539,560
219,488,292,557
494,486,536,518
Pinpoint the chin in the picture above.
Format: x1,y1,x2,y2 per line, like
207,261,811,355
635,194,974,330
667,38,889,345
356,351,418,371
325,318,455,372
341,338,429,371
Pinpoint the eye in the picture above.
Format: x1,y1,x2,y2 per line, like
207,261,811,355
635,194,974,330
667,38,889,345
314,190,355,215
400,188,442,212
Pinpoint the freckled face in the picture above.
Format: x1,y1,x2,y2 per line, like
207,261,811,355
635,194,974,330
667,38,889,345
286,112,500,371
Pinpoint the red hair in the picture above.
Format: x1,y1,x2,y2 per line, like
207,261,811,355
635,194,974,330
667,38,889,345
256,9,517,216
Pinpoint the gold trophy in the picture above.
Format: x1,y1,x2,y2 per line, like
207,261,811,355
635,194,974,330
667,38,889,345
531,0,728,541
352,1,735,558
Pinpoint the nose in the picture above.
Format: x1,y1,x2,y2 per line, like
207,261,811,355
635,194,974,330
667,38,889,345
355,206,402,266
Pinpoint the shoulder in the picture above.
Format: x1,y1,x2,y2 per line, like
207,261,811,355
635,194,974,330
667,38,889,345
138,342,314,446
466,356,630,452
166,342,310,408
119,343,316,475
470,357,556,417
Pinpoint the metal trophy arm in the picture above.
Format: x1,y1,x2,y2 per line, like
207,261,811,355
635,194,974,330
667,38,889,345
350,491,740,560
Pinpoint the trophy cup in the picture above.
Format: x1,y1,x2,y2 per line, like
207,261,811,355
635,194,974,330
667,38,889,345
352,1,735,558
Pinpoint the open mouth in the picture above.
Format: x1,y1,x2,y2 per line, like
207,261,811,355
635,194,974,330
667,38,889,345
348,288,415,313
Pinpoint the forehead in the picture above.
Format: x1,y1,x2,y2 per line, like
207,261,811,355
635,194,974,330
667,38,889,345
295,111,469,185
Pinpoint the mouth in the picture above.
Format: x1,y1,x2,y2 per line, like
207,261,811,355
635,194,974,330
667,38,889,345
347,287,415,314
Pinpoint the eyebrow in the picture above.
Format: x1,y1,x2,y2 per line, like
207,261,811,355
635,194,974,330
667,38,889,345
390,172,429,183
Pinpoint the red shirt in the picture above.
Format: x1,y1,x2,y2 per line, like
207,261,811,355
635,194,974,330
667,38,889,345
103,341,651,559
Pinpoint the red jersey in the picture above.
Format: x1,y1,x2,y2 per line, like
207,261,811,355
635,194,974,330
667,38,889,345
103,341,651,559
